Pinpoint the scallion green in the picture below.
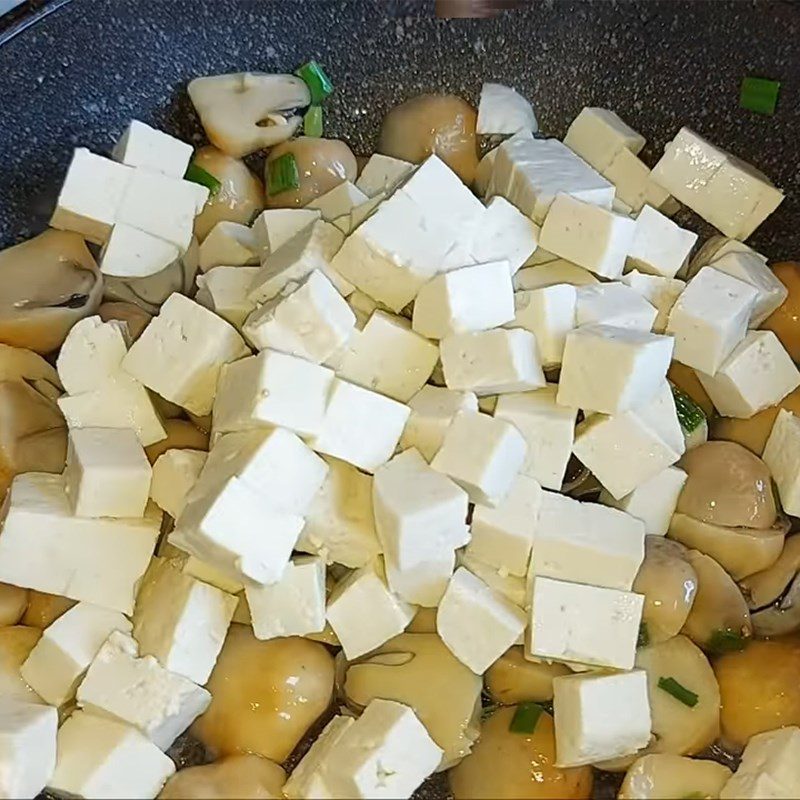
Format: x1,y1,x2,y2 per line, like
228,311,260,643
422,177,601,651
671,384,706,434
296,60,333,104
184,162,221,195
658,676,699,708
740,77,780,116
707,628,748,655
304,105,323,137
637,622,650,648
509,702,544,734
267,153,300,196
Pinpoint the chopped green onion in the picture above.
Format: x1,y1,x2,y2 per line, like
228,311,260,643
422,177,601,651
740,77,780,116
267,153,300,196
296,60,333,104
707,629,748,655
671,384,706,435
637,622,650,648
509,702,544,734
304,106,324,137
658,676,699,708
184,162,221,195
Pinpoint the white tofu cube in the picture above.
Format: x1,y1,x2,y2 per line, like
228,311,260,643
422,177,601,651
178,555,243,596
763,409,800,517
326,562,416,660
539,194,636,280
469,474,543,577
721,726,800,800
384,548,455,607
527,576,644,669
468,196,539,274
557,325,673,414
440,328,545,396
100,224,182,279
308,378,411,473
195,266,259,328
198,221,259,271
666,266,758,374
552,670,651,767
457,549,527,608
412,260,515,339
50,148,133,244
602,148,677,216
563,107,646,172
213,350,334,438
431,410,527,507
112,120,193,178
622,270,686,334
509,284,577,366
21,602,131,707
627,205,698,279
76,630,210,750
437,567,526,674
477,82,537,135
514,261,599,291
307,181,368,221
47,711,175,799
0,473,159,613
355,154,414,197
576,282,658,331
251,208,321,257
149,449,206,520
132,558,236,684
474,148,498,197
245,556,326,641
0,699,57,799
529,492,645,590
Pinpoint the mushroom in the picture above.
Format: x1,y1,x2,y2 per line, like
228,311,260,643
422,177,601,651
21,591,76,628
97,302,153,341
159,755,286,799
0,626,43,703
188,73,311,158
619,754,731,800
407,606,437,633
0,584,29,627
485,646,571,705
0,344,62,400
144,419,209,464
343,632,482,769
762,261,800,361
0,230,103,354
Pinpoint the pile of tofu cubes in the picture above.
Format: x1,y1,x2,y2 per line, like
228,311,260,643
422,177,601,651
0,95,794,799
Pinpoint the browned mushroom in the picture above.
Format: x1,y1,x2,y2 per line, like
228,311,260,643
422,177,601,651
158,755,286,799
484,646,571,705
97,302,153,341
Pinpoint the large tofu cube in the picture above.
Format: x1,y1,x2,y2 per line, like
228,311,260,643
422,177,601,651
308,378,411,473
622,270,685,334
557,325,673,414
355,154,414,197
112,120,193,178
337,311,438,402
575,282,658,331
510,284,577,366
195,266,259,328
0,699,57,799
721,726,800,800
626,205,698,279
76,630,210,750
431,410,527,506
47,711,175,799
539,194,636,280
307,181,368,221
198,221,259,271
552,671,651,767
251,208,321,257
100,224,182,279
763,410,800,517
50,148,133,244
384,547,455,607
440,328,545,396
437,567,526,674
477,82,537,135
494,385,577,490
468,197,539,274
666,267,758,374
56,316,129,396
563,107,645,172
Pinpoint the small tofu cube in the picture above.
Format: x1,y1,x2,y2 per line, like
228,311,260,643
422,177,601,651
494,385,577,490
195,266,259,328
432,410,527,506
412,260,515,339
509,284,577,366
552,671,651,766
307,181,368,221
355,154,415,197
384,548,455,607
666,267,758,374
0,699,57,799
150,449,204,519
245,556,326,641
76,630,210,750
469,474,543,577
468,197,539,274
112,120,193,178
514,261,599,291
576,282,658,331
132,558,236,684
763,409,800,517
557,325,673,414
198,221,259,271
527,576,644,669
251,208,321,257
626,205,698,279
477,82,537,135
50,148,133,244
21,602,131,707
437,567,526,674
539,194,636,280
373,449,469,569
440,328,545,396
326,562,416,660
213,350,335,438
47,711,175,799
602,148,677,216
308,378,411,473
622,270,685,334
100,224,182,279
563,107,646,172
399,385,478,462
529,492,646,589
56,316,129,395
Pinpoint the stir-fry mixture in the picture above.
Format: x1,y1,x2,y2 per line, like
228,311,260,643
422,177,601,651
0,62,799,800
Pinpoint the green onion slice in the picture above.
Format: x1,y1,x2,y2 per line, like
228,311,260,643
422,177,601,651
184,162,221,195
267,153,300,196
509,702,544,734
637,622,650,648
740,77,780,116
296,60,333,104
658,676,699,708
707,628,748,655
304,106,323,137
671,383,706,434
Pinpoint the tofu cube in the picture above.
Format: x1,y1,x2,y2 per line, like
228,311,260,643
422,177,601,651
494,385,578,490
552,671,651,767
355,154,414,197
458,550,527,608
251,208,321,257
112,120,193,178
603,148,677,216
64,427,152,518
195,266,259,328
307,181,368,221
308,378,411,473
527,576,644,669
721,726,800,800
563,107,646,172
666,267,758,374
576,282,658,331
76,630,210,750
47,711,175,799
0,699,57,799
326,562,416,660
432,410,527,506
384,548,455,607
763,409,800,517
626,205,698,279
50,148,133,244
557,325,673,414
622,270,686,334
509,284,577,366
245,556,326,641
437,567,526,674
474,148,498,197
440,328,545,396
468,196,539,274
198,221,259,271
539,194,636,280
477,82,537,135
178,555,243,596
100,224,182,279
21,602,131,707
412,260,515,340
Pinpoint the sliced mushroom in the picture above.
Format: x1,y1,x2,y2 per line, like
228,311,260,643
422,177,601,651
0,626,43,703
159,755,286,799
21,591,76,629
619,754,731,800
188,73,311,158
0,344,62,400
144,419,209,464
485,646,571,705
0,230,103,354
97,302,153,341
